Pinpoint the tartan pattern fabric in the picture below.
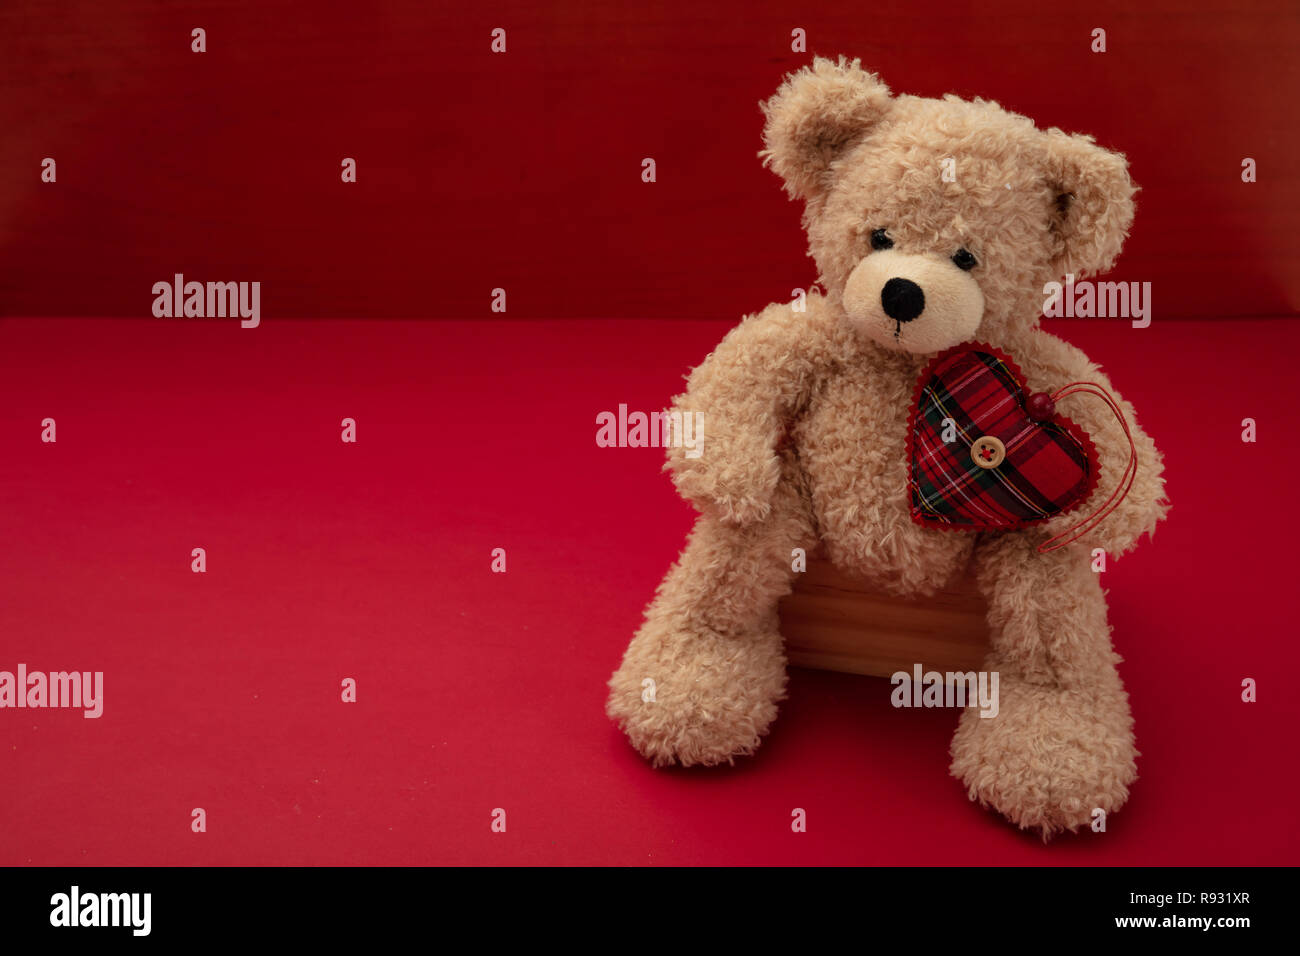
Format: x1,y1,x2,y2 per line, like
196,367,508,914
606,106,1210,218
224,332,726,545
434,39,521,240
907,343,1098,530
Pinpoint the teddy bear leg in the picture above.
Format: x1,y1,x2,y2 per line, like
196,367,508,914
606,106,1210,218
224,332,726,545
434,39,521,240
949,534,1137,838
606,474,815,767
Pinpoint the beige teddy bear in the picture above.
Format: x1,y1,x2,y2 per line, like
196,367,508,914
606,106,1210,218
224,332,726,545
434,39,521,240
606,57,1168,838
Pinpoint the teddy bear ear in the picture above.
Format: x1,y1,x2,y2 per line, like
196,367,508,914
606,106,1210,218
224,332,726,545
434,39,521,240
1041,129,1137,279
760,57,893,201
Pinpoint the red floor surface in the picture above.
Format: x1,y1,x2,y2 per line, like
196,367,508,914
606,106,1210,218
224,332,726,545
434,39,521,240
1,315,1296,865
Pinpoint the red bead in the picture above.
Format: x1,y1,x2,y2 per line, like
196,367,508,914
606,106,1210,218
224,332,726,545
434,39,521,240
1026,392,1056,421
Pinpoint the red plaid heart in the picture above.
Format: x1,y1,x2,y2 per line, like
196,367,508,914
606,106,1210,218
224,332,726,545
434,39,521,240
906,343,1099,530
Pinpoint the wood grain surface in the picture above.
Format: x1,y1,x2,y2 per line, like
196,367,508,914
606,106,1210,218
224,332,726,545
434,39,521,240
781,556,990,678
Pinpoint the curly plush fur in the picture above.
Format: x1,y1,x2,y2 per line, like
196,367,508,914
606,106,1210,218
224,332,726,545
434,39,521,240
607,58,1168,839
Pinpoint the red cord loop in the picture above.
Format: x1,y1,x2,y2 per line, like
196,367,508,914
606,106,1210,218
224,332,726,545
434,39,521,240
1036,382,1137,554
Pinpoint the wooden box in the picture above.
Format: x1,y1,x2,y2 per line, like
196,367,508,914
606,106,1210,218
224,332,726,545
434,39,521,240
779,557,991,678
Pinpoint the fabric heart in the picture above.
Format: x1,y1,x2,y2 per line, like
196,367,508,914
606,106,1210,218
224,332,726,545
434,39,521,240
906,343,1099,530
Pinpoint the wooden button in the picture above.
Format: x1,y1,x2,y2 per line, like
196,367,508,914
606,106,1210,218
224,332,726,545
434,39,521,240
971,436,1005,469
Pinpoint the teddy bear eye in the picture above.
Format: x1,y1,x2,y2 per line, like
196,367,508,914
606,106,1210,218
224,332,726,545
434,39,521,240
951,248,978,270
870,228,894,251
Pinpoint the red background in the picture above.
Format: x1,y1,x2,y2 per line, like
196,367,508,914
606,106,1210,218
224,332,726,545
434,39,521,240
1,0,1297,318
1,0,1298,865
2,317,1297,866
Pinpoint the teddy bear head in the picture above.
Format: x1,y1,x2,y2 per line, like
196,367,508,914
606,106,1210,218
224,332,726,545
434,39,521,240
762,57,1137,355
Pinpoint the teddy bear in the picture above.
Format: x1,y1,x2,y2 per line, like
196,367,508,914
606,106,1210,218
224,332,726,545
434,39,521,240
606,57,1168,838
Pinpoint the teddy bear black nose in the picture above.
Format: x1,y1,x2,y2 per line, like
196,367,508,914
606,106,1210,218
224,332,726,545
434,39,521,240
878,277,930,321
881,278,925,322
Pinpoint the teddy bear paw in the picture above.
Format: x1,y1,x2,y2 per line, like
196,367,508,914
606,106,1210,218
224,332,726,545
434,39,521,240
606,616,788,767
949,679,1138,839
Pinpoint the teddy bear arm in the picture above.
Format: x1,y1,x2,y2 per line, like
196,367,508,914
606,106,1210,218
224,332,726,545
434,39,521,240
1052,368,1169,557
665,303,825,524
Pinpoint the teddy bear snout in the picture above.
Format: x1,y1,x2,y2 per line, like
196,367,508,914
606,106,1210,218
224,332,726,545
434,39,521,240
880,277,925,323
842,249,985,354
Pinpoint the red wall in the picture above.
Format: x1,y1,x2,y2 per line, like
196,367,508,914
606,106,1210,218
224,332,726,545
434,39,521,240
1,0,1296,319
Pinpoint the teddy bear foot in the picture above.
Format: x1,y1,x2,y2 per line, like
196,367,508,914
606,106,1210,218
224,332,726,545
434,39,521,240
949,674,1137,839
606,612,788,768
